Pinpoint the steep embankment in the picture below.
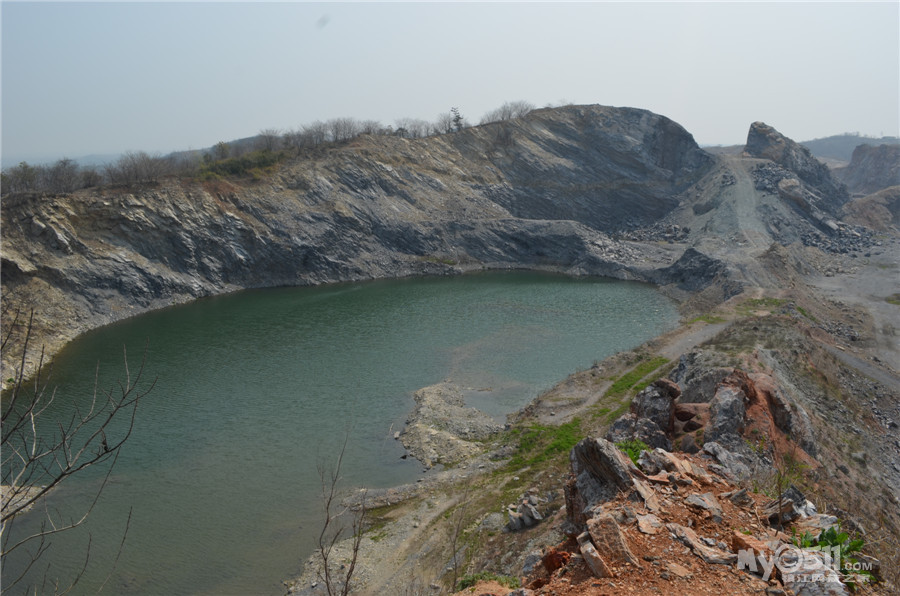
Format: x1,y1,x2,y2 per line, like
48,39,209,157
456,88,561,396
2,105,716,380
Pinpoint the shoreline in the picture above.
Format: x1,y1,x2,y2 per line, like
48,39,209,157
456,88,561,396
286,237,900,594
285,309,740,595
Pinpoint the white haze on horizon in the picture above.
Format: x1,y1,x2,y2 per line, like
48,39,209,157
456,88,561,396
2,1,898,166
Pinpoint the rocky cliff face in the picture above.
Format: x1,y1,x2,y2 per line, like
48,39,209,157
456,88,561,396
1,105,716,379
834,143,900,196
745,121,849,216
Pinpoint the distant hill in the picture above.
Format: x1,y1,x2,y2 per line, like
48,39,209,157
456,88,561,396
800,133,899,162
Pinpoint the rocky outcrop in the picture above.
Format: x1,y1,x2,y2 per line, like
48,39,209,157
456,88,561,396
399,382,502,467
834,144,900,195
522,444,864,595
745,121,849,216
606,379,681,450
604,360,821,485
568,437,637,516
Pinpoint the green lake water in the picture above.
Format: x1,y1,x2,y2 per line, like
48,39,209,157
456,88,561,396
2,271,678,595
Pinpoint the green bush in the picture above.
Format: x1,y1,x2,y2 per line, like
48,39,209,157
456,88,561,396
615,439,649,465
791,524,874,591
199,149,286,179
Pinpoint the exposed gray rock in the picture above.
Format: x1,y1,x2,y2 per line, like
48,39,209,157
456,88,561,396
670,352,732,404
723,488,754,508
400,382,502,467
577,531,613,578
631,379,680,433
745,121,849,215
666,523,737,565
705,384,747,449
569,437,637,512
763,485,812,526
702,441,751,481
605,412,672,451
834,143,900,195
521,551,543,576
648,247,730,293
684,492,724,524
586,513,641,567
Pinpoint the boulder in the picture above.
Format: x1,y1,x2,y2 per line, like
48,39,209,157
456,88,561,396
702,441,751,481
763,485,814,527
630,379,679,433
605,413,671,451
577,532,614,578
636,513,663,535
569,438,637,512
667,523,737,565
669,351,732,404
705,384,747,449
587,513,641,567
684,492,724,524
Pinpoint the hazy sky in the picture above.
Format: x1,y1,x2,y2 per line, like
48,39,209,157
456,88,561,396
2,1,898,165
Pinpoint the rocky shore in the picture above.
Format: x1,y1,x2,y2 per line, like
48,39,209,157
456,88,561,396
399,382,503,468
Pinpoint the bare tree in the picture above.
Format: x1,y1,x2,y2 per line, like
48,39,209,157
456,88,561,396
282,128,305,153
433,112,455,135
358,120,385,136
256,128,282,152
104,151,167,186
1,308,155,592
327,118,361,143
302,121,329,147
394,118,430,139
42,159,80,194
447,478,472,591
1,162,40,195
79,166,104,189
480,100,535,124
316,437,367,596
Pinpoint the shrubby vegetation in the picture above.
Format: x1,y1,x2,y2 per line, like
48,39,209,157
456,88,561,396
480,100,535,124
1,100,538,196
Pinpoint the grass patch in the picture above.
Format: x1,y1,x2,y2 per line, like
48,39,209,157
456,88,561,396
604,356,670,399
688,313,727,324
605,401,632,423
457,572,520,590
506,418,582,469
886,294,900,306
421,255,458,266
795,305,818,322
